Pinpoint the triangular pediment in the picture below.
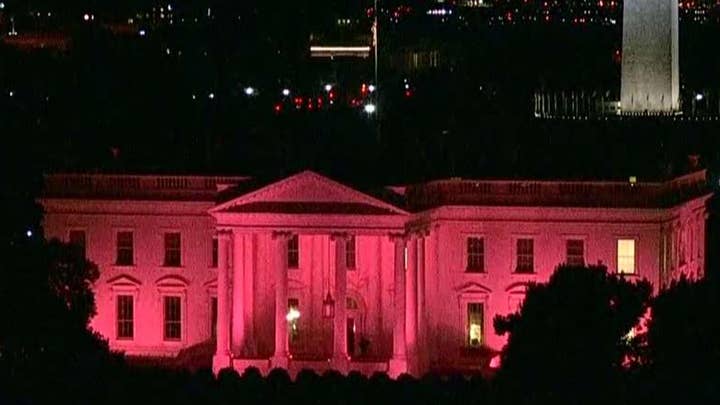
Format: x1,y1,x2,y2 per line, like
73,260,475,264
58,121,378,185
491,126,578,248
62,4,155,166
210,171,408,216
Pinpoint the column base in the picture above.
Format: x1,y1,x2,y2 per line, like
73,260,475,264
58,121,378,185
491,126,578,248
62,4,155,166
331,355,350,373
388,358,408,378
212,354,233,374
270,354,289,370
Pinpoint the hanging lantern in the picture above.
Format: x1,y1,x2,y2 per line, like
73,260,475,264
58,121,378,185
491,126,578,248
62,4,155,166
322,292,335,318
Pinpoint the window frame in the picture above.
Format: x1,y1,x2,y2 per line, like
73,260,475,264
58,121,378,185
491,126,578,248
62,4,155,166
565,238,585,266
514,238,535,274
163,231,182,268
466,302,485,347
288,298,300,342
116,294,135,340
346,235,357,270
163,295,183,342
465,236,485,273
115,230,135,267
211,236,218,268
287,234,299,269
616,238,637,275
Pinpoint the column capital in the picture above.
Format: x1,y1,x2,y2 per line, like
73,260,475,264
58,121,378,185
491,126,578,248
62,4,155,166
271,230,294,240
408,227,430,239
217,229,233,240
388,232,407,243
330,232,350,242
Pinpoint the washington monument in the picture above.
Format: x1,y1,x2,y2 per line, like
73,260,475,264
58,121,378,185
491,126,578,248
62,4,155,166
621,0,679,113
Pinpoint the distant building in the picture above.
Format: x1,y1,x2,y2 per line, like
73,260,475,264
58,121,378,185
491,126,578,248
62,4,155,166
40,170,711,377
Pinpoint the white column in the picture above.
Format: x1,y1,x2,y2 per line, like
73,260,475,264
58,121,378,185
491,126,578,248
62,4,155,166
389,234,407,377
332,233,349,368
243,233,256,355
214,231,231,363
231,231,245,355
405,236,418,373
416,234,426,373
271,231,290,367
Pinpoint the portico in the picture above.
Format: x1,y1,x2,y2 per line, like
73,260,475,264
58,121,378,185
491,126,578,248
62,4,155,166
209,171,415,376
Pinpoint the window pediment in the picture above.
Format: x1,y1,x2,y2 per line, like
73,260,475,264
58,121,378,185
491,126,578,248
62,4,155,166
107,274,141,290
155,274,189,288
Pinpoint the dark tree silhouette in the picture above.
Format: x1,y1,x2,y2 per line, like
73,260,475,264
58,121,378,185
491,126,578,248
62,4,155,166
644,277,720,403
493,264,652,405
0,237,110,403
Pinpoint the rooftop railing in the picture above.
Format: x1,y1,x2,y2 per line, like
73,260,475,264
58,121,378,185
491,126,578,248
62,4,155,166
43,174,248,201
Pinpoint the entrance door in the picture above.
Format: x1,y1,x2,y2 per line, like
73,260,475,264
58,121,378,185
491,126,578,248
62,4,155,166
346,317,356,357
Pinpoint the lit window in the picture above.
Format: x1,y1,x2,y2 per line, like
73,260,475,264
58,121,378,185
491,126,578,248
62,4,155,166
346,236,356,270
287,234,299,269
288,298,300,342
467,303,484,347
566,239,585,266
466,237,484,273
515,239,534,273
211,237,218,268
69,229,86,258
116,231,134,266
116,295,134,340
163,296,182,341
617,239,636,274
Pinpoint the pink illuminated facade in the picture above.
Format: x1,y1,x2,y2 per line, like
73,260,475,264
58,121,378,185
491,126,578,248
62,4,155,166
40,170,712,376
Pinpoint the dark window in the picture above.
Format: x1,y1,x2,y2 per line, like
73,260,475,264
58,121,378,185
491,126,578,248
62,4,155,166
164,233,181,267
211,237,218,268
164,296,182,341
466,237,484,273
210,297,217,339
116,295,134,340
346,236,356,270
116,231,134,266
69,230,86,258
566,239,585,266
287,235,299,269
467,303,484,347
516,239,534,273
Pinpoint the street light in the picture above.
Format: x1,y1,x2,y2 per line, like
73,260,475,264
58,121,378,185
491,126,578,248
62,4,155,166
695,93,704,101
282,88,290,96
244,87,255,96
324,84,333,92
364,103,376,114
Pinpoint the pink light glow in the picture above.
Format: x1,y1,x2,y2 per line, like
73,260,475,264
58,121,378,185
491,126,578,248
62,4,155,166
38,170,711,377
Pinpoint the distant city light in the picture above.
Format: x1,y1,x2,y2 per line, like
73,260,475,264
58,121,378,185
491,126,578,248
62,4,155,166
364,103,376,114
368,84,376,93
282,88,290,96
244,87,255,96
695,93,704,101
191,94,196,100
167,4,172,11
208,93,215,99
404,83,410,90
26,229,32,238
0,3,5,9
8,90,13,97
139,29,147,36
83,13,90,21
324,84,333,92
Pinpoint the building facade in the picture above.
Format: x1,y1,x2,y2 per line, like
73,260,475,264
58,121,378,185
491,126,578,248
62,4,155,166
40,170,711,377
